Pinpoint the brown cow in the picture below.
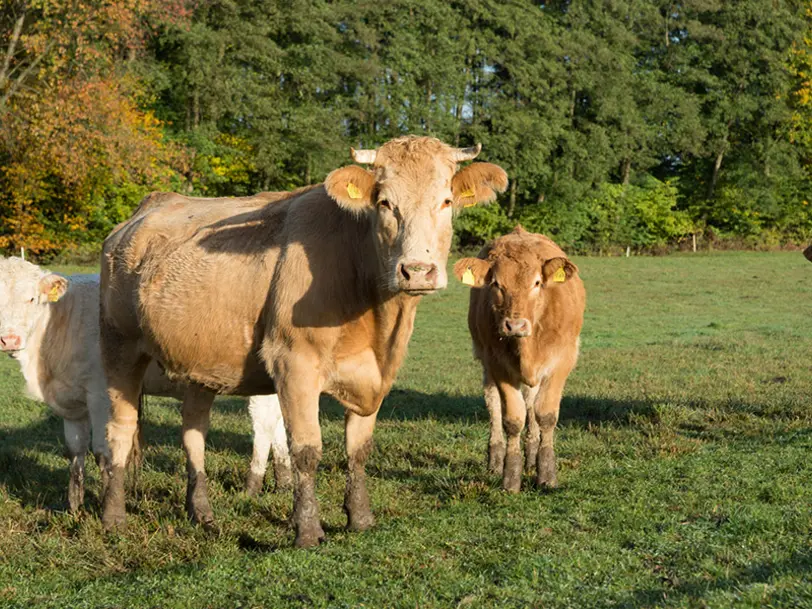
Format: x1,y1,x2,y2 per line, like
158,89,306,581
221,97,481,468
99,136,507,546
454,227,585,492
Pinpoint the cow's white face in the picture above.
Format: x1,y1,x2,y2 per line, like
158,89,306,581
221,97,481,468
325,137,508,295
0,258,68,353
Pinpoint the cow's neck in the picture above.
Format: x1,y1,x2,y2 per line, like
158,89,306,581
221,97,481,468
370,290,421,385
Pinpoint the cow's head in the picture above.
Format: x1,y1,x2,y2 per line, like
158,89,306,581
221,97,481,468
325,136,508,295
0,257,68,353
454,230,578,338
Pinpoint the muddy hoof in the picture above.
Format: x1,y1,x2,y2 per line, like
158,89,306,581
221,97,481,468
294,523,326,548
347,512,375,532
102,507,126,531
245,471,264,496
274,462,293,492
524,441,539,474
535,446,557,489
502,453,523,493
68,474,84,512
488,443,506,475
186,472,215,527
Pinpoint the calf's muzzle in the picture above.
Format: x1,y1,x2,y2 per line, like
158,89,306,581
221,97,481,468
500,318,531,338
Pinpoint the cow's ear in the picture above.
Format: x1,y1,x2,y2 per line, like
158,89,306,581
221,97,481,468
38,274,69,304
542,258,578,287
453,258,491,288
325,165,376,212
451,163,508,208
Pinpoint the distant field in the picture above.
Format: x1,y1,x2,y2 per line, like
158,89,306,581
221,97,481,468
0,252,810,608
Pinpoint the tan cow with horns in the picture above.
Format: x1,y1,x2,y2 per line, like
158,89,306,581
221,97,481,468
100,136,507,546
454,227,585,492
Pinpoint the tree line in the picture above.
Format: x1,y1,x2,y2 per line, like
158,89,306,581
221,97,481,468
1,0,810,258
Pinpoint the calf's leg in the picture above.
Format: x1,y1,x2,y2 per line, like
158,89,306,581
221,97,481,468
63,417,90,512
483,371,505,475
101,332,150,531
522,383,542,473
344,410,378,532
87,385,112,495
498,381,526,493
182,384,216,528
533,371,568,489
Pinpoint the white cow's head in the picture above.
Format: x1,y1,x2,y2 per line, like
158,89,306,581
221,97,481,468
0,257,68,353
325,136,508,295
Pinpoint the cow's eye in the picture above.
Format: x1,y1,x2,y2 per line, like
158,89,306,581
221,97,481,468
442,198,453,209
534,279,541,288
28,297,35,304
379,199,392,211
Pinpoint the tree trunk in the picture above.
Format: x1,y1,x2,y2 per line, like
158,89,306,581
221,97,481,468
707,145,725,200
621,158,631,186
507,179,517,218
0,14,25,88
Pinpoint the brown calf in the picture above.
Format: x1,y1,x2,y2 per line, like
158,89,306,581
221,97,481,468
454,227,585,492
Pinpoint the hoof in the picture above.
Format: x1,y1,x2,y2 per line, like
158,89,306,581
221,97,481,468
347,511,375,533
245,471,264,497
294,523,326,548
488,443,506,475
274,462,294,492
502,453,523,493
535,446,557,489
102,509,126,532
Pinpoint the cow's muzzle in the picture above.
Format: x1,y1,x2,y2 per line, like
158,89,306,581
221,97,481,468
397,261,441,294
0,334,22,352
500,318,531,338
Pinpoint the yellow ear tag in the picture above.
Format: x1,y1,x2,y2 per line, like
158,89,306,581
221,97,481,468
552,267,567,283
346,182,362,200
460,188,477,207
462,268,476,286
47,286,60,302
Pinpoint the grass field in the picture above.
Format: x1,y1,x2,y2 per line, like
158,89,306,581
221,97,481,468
0,252,810,608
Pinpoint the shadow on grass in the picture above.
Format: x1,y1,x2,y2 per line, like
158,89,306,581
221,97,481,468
0,415,85,511
608,548,812,609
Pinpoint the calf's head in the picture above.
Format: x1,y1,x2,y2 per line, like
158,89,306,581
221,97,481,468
0,258,68,353
454,240,578,338
325,136,507,295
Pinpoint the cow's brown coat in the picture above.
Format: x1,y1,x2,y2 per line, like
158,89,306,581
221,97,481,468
454,226,585,491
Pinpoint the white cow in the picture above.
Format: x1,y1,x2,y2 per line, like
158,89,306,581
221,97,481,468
0,257,290,511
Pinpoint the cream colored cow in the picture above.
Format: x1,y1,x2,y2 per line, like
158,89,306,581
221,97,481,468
0,257,290,510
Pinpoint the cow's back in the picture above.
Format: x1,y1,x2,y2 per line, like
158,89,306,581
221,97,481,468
101,190,305,394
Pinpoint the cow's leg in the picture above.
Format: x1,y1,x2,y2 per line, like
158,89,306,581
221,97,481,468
533,371,568,489
182,384,216,528
344,410,378,532
246,395,292,495
498,381,526,493
63,417,90,512
484,370,505,475
87,385,112,496
275,356,325,548
522,383,542,473
101,333,150,531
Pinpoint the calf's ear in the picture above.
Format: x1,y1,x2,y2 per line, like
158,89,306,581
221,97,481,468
38,274,69,304
325,165,376,212
542,258,578,287
453,258,491,288
452,163,508,208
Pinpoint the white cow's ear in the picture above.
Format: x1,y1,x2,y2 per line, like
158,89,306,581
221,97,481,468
38,274,69,304
324,165,376,212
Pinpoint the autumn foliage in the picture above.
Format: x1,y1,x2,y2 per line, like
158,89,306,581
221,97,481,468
0,0,190,254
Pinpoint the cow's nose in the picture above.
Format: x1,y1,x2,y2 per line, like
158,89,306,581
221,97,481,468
398,261,439,292
0,334,22,351
501,318,531,338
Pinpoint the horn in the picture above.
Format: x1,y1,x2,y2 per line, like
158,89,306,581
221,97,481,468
452,143,482,162
351,148,377,164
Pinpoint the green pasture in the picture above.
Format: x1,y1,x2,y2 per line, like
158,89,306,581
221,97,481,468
0,252,810,608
